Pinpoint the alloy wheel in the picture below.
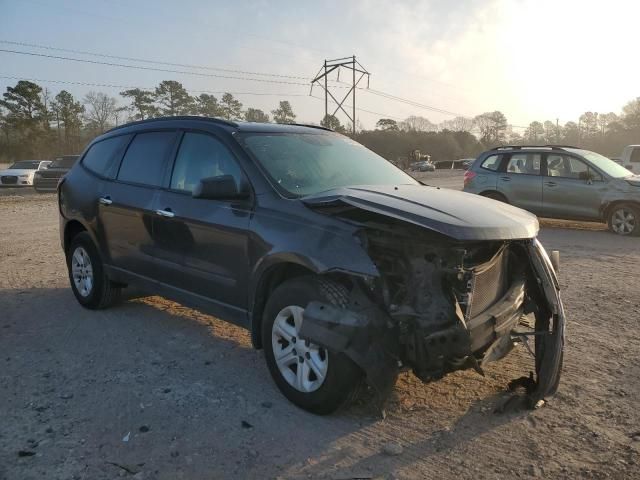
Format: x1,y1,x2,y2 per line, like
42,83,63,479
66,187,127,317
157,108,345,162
611,208,636,235
271,305,329,393
71,246,94,297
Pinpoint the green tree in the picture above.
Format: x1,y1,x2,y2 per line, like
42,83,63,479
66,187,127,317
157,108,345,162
525,121,544,142
120,88,157,120
196,94,222,117
51,90,84,151
376,118,399,131
0,80,46,123
245,108,270,123
320,114,345,133
219,93,243,120
271,100,296,124
154,80,194,116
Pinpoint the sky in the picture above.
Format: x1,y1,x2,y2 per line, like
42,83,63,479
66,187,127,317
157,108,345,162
1,0,639,130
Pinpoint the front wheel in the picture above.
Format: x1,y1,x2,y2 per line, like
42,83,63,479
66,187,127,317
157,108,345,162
262,276,363,414
607,204,639,236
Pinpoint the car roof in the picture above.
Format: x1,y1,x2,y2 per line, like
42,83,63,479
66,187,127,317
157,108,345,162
104,116,334,135
488,145,580,153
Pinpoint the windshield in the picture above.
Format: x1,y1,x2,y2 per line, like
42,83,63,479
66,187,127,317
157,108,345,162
566,148,632,178
9,160,41,170
240,132,418,196
49,156,78,168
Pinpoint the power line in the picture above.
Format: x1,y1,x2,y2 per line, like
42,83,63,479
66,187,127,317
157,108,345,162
0,74,310,98
0,40,312,81
0,48,316,86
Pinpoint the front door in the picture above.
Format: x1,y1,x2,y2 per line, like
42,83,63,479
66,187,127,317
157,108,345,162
152,131,251,313
541,153,605,220
99,130,178,279
497,152,543,214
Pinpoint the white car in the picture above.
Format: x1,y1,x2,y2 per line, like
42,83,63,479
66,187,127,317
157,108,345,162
0,160,51,187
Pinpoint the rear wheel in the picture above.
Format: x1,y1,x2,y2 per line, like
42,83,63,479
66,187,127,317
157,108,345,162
607,204,640,236
262,276,363,414
67,232,121,309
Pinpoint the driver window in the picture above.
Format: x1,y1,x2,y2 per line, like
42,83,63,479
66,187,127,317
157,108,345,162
547,155,601,180
171,132,242,193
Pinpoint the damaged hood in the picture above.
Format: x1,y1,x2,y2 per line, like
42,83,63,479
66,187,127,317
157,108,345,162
302,184,539,241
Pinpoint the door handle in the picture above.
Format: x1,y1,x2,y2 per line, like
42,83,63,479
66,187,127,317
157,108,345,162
500,176,511,182
155,208,175,218
545,181,557,187
99,196,112,205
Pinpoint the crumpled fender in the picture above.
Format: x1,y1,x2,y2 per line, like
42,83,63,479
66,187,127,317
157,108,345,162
299,286,399,397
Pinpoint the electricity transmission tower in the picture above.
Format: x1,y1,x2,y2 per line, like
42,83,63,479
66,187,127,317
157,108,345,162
311,56,369,135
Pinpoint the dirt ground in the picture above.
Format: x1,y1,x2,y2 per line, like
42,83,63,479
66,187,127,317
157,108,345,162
1,180,639,480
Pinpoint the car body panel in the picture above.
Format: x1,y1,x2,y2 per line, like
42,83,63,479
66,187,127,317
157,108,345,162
302,184,539,240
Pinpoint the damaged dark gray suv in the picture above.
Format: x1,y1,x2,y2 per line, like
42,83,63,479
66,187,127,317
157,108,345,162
59,116,565,414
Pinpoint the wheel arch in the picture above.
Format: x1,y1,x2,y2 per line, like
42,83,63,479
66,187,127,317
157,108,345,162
248,255,372,349
602,199,640,220
479,189,509,202
63,219,89,255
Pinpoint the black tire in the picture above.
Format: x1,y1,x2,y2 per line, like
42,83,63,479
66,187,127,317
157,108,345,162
67,232,121,309
607,203,640,236
481,191,508,203
262,276,363,415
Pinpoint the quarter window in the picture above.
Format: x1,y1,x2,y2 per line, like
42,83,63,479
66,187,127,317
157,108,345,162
506,153,541,175
117,132,176,186
480,154,501,171
82,135,131,178
170,132,242,193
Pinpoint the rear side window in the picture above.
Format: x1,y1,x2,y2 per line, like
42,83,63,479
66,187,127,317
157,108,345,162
117,132,176,187
480,154,501,171
506,153,541,175
83,135,131,177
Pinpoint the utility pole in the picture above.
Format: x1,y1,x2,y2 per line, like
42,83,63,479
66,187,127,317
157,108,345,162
311,56,370,135
556,118,559,143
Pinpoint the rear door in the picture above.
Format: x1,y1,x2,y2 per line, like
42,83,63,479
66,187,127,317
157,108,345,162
99,130,178,279
496,152,543,214
152,131,252,313
541,153,605,220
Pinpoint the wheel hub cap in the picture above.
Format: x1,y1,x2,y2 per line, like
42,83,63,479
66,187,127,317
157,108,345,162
271,305,328,393
612,208,636,234
71,246,93,297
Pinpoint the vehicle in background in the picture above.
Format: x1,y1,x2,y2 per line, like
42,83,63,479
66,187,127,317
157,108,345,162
409,160,436,172
461,158,475,170
33,155,79,192
619,145,640,173
0,160,51,187
59,116,564,414
463,145,640,236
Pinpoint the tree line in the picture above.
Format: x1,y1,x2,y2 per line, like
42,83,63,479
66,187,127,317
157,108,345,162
1,78,640,164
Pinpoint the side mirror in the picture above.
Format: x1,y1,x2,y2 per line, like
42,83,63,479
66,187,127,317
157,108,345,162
192,175,249,200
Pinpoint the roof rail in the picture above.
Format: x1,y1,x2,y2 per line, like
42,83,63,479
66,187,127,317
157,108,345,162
105,115,238,134
287,123,333,132
494,144,579,151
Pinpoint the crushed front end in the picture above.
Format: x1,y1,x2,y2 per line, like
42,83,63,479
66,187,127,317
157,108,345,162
301,221,565,406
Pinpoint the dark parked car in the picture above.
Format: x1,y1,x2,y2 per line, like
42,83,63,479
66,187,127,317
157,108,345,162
59,117,564,414
463,145,640,236
33,155,79,192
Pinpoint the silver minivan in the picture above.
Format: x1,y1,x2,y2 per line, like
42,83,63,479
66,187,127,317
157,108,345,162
463,145,640,236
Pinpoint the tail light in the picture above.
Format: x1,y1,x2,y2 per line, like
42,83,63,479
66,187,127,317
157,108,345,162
463,170,476,187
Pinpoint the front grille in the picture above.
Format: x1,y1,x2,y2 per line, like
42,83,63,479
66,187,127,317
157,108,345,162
1,175,18,185
465,247,508,320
